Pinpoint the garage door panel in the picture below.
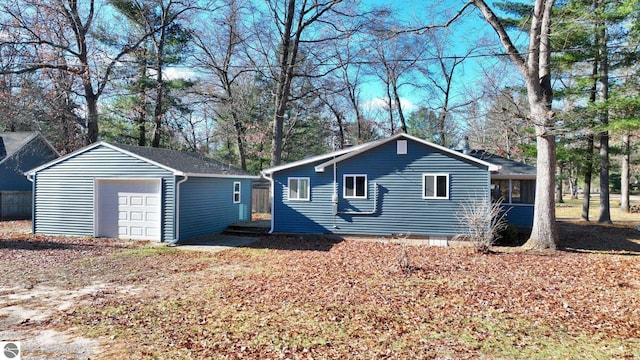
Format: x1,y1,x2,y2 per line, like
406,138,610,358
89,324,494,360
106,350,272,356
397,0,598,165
130,211,143,221
146,212,160,221
97,179,161,241
146,228,160,237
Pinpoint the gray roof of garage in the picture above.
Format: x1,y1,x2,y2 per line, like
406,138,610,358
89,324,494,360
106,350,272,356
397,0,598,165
114,143,253,177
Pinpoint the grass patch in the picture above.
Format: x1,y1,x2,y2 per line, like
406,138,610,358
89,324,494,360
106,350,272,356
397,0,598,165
119,245,178,256
556,196,639,222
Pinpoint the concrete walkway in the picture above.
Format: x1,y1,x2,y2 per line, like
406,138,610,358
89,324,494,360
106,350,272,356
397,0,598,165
171,234,258,253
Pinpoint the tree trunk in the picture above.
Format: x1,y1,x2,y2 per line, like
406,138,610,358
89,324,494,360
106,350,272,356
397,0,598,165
391,78,407,133
570,175,578,199
523,108,559,250
345,80,363,142
596,0,611,224
270,0,297,167
232,112,247,171
85,92,99,144
582,50,598,221
556,164,564,203
136,58,147,147
581,134,593,221
151,18,167,148
137,112,147,146
470,0,559,249
598,130,611,223
385,82,395,134
271,100,287,167
620,132,630,212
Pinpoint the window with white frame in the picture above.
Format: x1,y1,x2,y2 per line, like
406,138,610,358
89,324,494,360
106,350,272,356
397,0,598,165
423,174,449,199
233,182,241,203
288,177,310,201
344,174,367,198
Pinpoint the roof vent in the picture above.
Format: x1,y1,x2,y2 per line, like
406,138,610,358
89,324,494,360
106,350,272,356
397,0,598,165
461,136,471,155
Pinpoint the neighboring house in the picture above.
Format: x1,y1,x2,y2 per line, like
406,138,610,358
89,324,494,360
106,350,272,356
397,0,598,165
0,132,59,220
262,133,535,243
26,142,257,243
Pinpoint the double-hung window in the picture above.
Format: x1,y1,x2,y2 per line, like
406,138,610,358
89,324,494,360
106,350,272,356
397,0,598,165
233,182,241,203
288,177,310,201
423,173,449,199
344,174,367,199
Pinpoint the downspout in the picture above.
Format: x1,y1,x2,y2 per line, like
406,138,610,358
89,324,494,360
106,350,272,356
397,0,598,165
27,172,35,234
332,157,338,228
261,171,275,233
168,175,189,246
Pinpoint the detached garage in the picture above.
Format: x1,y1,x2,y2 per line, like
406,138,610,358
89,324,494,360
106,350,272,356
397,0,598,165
26,142,257,243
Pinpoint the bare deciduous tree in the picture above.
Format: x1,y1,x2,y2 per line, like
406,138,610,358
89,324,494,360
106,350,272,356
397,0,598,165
0,0,166,144
256,0,353,166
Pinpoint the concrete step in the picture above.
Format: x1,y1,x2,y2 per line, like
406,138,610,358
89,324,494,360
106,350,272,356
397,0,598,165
222,220,270,236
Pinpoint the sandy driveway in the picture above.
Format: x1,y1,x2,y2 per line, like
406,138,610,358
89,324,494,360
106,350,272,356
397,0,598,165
0,282,143,359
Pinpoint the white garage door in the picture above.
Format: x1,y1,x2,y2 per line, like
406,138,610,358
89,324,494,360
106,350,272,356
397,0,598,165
96,179,162,241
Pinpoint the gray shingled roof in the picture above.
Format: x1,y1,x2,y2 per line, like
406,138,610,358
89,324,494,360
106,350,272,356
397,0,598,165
0,132,39,160
115,143,252,176
465,150,536,176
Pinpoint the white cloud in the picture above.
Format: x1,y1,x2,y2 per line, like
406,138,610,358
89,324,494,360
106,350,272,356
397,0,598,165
163,67,197,80
363,97,418,112
147,67,197,80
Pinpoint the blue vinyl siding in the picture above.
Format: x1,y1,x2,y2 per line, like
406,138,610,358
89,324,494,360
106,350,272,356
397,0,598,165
501,204,534,227
272,139,490,236
33,145,175,241
177,177,252,240
0,137,58,191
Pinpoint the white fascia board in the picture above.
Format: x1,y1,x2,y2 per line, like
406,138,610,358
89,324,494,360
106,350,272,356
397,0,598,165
26,142,185,176
491,174,536,180
313,138,391,172
262,145,365,175
314,133,501,172
26,141,105,175
182,172,260,179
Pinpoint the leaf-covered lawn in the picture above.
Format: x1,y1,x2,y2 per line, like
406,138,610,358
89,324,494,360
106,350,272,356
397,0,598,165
1,221,640,359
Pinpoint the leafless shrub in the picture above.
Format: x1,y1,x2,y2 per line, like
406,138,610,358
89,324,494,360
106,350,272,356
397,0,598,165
455,195,509,254
390,234,415,273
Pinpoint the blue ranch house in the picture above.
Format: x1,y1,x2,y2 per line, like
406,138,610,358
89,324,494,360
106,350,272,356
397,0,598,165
262,133,535,244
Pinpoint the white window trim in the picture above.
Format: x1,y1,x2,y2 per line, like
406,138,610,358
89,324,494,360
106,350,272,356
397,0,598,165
287,177,310,201
343,174,367,199
422,173,449,199
233,181,241,203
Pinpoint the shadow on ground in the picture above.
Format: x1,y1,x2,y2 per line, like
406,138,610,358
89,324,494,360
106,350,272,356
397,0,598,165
557,220,640,255
249,235,342,252
0,238,125,251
